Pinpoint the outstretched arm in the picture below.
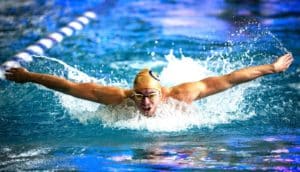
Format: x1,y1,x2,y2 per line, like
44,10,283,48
168,53,293,102
5,68,132,105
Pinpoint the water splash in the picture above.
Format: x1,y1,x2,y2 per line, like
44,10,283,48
31,56,108,122
160,49,213,86
228,23,290,63
265,30,289,54
32,50,259,132
33,55,98,83
76,50,258,132
26,23,293,132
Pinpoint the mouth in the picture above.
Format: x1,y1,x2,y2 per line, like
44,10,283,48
141,106,151,112
140,105,154,115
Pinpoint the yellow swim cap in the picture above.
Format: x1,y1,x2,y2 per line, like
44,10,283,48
133,68,161,91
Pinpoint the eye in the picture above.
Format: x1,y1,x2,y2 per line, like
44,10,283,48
134,94,144,99
148,93,158,99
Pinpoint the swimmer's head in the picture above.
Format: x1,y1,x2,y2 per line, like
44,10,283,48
133,68,161,92
133,69,161,116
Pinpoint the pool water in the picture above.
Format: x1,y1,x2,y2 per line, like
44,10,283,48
0,0,299,171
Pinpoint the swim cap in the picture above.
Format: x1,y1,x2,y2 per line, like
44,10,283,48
133,68,161,91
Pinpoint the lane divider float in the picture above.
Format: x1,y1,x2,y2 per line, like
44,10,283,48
0,11,97,79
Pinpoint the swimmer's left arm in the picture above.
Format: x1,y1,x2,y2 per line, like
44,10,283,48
197,53,293,99
169,53,293,102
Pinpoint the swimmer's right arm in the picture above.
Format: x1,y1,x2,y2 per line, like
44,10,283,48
5,68,132,105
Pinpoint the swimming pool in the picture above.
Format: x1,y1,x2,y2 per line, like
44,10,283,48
0,0,299,171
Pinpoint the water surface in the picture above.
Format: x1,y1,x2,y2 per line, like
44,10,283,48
0,0,299,171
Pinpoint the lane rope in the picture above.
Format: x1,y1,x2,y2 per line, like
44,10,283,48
0,11,97,79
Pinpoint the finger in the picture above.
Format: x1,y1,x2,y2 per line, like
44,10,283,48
285,54,292,59
286,59,293,65
5,68,19,73
5,75,14,80
5,69,13,73
288,56,294,61
10,68,18,71
284,61,293,68
5,68,17,72
283,58,292,65
4,72,13,77
289,55,294,60
286,53,292,58
5,70,13,74
10,67,19,70
284,55,293,61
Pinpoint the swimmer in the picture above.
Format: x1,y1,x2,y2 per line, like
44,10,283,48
5,53,293,117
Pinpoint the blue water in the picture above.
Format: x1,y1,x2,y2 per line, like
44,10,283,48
0,0,299,171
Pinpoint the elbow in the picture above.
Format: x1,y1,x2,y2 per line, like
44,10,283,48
102,91,127,105
223,74,236,87
61,82,78,94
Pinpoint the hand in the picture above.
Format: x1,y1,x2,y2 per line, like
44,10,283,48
273,53,293,73
5,67,30,83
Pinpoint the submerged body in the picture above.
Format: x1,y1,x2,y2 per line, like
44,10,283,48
5,53,293,116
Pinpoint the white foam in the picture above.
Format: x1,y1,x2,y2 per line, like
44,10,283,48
33,55,98,83
94,92,254,132
110,60,166,70
33,56,103,121
288,83,300,91
110,155,132,161
0,68,5,79
97,99,202,132
160,49,213,86
271,149,289,154
8,148,49,158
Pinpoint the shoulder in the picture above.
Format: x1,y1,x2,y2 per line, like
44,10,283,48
125,89,134,99
161,81,207,103
160,87,170,101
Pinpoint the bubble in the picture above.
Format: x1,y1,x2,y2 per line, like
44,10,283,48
151,52,155,56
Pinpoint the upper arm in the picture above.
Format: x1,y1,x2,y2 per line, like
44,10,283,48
196,75,232,98
67,82,131,105
168,75,232,102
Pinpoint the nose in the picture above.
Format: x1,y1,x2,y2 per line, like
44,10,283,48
141,97,151,105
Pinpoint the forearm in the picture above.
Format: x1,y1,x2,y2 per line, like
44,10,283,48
226,63,276,85
27,72,74,93
27,72,130,104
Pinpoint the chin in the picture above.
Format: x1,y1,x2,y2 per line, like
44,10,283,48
141,110,155,117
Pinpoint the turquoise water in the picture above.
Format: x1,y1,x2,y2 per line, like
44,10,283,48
0,0,299,171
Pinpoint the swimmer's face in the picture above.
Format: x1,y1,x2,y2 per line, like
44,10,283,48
133,89,161,117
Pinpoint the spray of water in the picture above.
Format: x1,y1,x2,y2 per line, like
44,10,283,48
17,23,291,132
33,49,260,132
31,55,105,121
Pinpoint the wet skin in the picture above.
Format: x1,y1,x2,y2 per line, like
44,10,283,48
132,89,161,117
4,54,294,117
